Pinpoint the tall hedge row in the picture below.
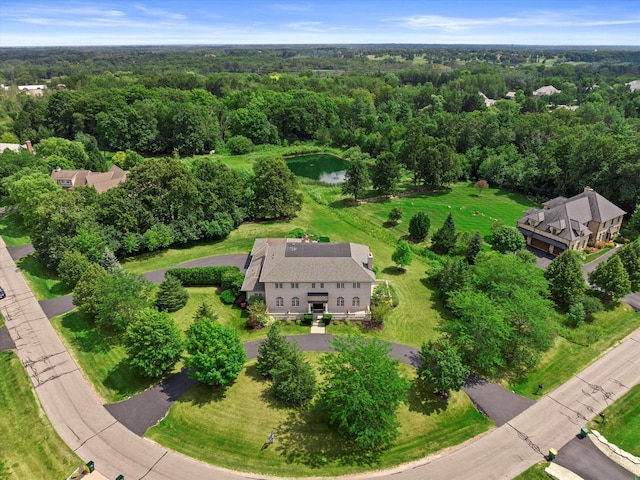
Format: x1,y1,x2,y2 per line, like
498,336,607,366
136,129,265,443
166,266,245,294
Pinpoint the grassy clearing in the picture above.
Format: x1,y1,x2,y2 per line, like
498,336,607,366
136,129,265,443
146,355,492,477
513,461,551,479
510,304,640,398
51,311,157,403
16,255,71,300
587,383,640,456
0,351,81,479
0,211,31,247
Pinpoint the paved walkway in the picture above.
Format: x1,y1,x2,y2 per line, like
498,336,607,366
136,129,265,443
3,235,640,479
554,436,634,480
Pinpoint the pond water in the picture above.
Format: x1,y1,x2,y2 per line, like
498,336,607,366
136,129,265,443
286,154,348,184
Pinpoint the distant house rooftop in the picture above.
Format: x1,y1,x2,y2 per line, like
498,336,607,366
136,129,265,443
533,85,561,97
51,165,128,193
626,80,640,92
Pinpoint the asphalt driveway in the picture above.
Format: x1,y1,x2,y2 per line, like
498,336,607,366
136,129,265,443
554,435,635,480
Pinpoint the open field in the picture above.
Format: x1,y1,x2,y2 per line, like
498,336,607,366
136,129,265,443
0,211,30,247
510,304,640,398
146,355,492,478
587,383,640,456
0,350,81,479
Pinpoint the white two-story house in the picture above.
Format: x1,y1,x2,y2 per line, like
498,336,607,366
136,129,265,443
241,238,376,318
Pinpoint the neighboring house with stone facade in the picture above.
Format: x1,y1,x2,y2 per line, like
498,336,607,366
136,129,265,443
241,238,376,318
51,165,128,193
517,187,625,256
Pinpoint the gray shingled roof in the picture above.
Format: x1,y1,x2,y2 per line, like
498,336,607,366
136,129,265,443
518,188,625,244
241,238,375,291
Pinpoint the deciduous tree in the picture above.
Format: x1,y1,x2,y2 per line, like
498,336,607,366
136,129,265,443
57,249,91,289
588,255,631,301
465,230,483,265
418,339,470,397
317,336,409,449
388,207,403,225
391,240,413,270
490,225,526,254
342,157,371,202
185,319,246,386
253,157,302,219
371,152,401,196
545,250,585,307
124,308,183,378
72,263,108,318
615,239,640,292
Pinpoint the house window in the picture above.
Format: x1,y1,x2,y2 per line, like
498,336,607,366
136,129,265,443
337,297,344,307
275,283,282,289
352,297,360,307
353,282,360,289
312,283,316,288
320,283,324,288
276,297,284,307
292,297,299,307
291,282,299,289
337,282,344,289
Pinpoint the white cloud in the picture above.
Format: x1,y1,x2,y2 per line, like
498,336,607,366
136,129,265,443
272,3,312,12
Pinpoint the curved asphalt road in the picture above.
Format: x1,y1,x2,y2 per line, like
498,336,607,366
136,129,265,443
3,237,640,479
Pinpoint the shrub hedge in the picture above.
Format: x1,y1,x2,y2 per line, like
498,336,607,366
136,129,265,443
166,266,243,290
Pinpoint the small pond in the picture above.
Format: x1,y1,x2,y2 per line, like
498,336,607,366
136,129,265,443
286,154,348,184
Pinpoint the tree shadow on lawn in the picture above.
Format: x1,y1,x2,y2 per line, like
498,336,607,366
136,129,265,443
420,277,454,322
243,364,293,410
60,311,114,354
104,358,156,399
407,376,449,416
274,408,382,470
382,266,406,276
17,255,72,296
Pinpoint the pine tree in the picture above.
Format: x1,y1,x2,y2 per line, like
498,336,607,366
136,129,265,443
408,212,430,241
257,325,290,378
432,213,457,254
194,302,217,322
156,275,189,312
465,231,482,264
100,247,122,274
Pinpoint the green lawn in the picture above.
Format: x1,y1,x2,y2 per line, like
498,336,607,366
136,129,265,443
587,383,640,456
510,304,640,398
513,462,551,479
0,210,31,247
0,350,81,479
146,354,492,477
16,255,71,300
51,311,157,403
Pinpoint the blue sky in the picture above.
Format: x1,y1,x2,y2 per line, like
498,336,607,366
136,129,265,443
1,1,639,47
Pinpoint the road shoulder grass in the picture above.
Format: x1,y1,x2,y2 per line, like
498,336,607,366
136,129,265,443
0,210,31,247
0,350,81,478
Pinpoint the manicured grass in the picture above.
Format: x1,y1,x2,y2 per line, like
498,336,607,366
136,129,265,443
587,383,640,456
146,355,492,477
51,311,157,403
583,246,614,264
510,304,640,398
0,351,81,479
171,286,307,342
122,181,539,348
513,461,551,479
16,255,71,300
0,210,31,247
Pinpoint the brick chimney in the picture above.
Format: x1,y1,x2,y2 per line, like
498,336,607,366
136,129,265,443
25,140,34,154
584,186,593,192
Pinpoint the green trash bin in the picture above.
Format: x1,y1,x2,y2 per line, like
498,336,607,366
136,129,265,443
115,475,124,480
579,427,589,438
85,460,95,473
548,448,557,461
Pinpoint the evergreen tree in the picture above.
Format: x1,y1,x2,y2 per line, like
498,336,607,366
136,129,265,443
100,247,122,274
545,250,585,307
408,212,430,241
388,207,403,225
465,231,482,265
194,302,217,322
156,275,189,312
257,325,290,378
341,157,371,202
271,342,317,407
432,213,457,254
588,255,631,301
439,257,471,298
391,240,413,270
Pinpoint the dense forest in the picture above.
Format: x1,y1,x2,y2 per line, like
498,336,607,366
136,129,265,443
1,45,640,276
